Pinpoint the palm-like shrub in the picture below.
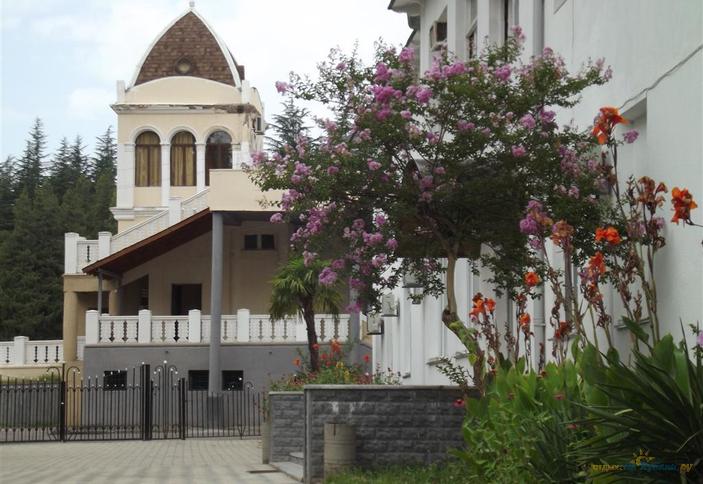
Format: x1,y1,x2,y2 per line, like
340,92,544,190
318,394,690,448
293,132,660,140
574,334,703,482
269,255,342,371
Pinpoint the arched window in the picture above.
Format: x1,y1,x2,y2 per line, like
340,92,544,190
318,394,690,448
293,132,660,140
135,131,161,187
206,131,232,185
170,131,196,186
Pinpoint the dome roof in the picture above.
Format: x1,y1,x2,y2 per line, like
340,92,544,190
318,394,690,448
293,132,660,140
130,8,242,88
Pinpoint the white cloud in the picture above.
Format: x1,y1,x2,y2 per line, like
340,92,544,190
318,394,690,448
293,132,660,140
67,87,114,120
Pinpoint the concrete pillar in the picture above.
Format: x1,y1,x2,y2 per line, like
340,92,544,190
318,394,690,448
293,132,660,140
236,308,250,342
519,0,544,61
410,303,424,384
13,336,28,365
168,197,182,226
188,309,202,343
108,288,120,316
447,0,468,57
138,309,152,343
208,212,224,394
85,310,99,345
196,143,206,192
62,291,79,361
348,287,361,364
98,231,111,259
116,143,135,209
161,143,171,207
64,233,79,274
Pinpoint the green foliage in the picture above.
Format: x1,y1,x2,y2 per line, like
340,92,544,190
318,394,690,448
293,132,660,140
0,122,117,339
269,342,398,391
265,98,312,156
573,334,703,481
452,360,590,483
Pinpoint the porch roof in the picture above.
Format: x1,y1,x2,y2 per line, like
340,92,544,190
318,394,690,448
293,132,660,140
83,209,276,277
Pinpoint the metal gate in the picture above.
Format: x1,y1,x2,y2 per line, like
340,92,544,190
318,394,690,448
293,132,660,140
0,364,262,443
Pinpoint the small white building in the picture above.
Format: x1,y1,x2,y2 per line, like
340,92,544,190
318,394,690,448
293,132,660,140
376,0,702,384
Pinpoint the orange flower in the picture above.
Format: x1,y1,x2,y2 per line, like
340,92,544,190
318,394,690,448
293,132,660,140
550,220,574,248
671,187,698,224
293,357,301,367
469,293,485,318
330,339,342,353
588,251,606,275
591,106,628,144
595,226,621,245
485,298,496,313
524,271,541,287
519,313,531,328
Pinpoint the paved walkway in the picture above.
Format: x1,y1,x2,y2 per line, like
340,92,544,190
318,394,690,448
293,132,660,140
0,438,296,483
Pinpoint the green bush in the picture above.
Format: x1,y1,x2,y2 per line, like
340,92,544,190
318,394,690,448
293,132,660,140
324,461,471,483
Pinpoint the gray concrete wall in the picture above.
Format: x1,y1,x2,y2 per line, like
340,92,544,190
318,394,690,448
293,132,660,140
303,385,469,483
83,343,310,393
83,342,372,394
269,392,305,462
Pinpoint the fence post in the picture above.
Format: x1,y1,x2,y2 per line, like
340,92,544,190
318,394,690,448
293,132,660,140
236,309,250,342
188,309,201,343
140,364,152,441
179,378,187,440
138,309,152,343
85,311,99,345
59,379,67,442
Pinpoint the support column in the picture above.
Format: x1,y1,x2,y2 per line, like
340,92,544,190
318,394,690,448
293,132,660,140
161,143,171,207
62,291,79,362
196,143,206,192
108,288,120,316
116,143,134,209
208,212,224,394
348,287,361,364
64,233,79,274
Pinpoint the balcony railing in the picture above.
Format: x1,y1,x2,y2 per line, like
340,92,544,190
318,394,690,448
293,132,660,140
0,337,67,366
85,310,352,345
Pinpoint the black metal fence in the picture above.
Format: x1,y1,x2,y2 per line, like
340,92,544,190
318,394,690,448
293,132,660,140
0,364,263,443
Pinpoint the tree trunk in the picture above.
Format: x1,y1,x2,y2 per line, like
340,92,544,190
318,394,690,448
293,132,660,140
446,254,459,320
302,300,320,372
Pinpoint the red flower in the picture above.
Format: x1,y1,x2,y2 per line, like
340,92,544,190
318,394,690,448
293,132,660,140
519,313,531,328
524,271,540,287
595,226,621,245
452,398,465,408
588,251,606,275
591,106,628,144
330,339,342,354
363,354,370,363
485,298,496,313
671,187,698,224
312,343,320,351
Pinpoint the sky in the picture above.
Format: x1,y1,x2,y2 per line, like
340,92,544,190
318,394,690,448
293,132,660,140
0,0,411,161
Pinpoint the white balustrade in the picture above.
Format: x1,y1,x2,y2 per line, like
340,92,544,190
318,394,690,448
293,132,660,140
181,188,210,219
97,316,139,343
76,240,100,271
111,210,169,254
0,337,66,366
85,310,352,345
151,316,190,343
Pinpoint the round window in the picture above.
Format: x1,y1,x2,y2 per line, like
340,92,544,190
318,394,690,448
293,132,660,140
175,58,193,75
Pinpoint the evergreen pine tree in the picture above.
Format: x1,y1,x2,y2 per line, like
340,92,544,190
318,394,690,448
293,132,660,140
0,156,16,233
15,118,47,200
0,187,63,339
91,126,117,182
68,135,88,178
90,127,117,234
265,99,312,155
48,137,73,201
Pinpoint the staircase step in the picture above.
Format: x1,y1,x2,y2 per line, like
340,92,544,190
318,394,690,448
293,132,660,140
289,451,304,466
271,461,303,482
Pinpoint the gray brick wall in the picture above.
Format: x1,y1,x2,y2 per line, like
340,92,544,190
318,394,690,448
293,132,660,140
269,392,305,462
303,385,470,483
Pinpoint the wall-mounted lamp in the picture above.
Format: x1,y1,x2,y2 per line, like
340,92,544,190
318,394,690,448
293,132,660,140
381,293,399,317
366,312,384,335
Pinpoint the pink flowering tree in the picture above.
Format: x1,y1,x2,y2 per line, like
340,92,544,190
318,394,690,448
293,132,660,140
249,31,611,381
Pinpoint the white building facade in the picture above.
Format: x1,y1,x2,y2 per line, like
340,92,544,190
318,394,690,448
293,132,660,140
376,0,703,384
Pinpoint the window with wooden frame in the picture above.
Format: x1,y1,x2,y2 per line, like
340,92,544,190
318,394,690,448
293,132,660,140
170,131,196,186
135,131,161,187
206,130,232,185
